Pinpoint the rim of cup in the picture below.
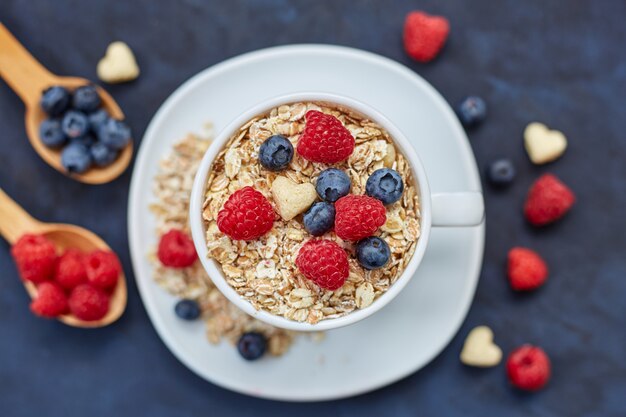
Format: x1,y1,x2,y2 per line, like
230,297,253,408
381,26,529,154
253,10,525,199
189,92,432,332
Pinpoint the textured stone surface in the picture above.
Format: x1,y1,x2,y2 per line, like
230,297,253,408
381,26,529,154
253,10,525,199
0,1,625,416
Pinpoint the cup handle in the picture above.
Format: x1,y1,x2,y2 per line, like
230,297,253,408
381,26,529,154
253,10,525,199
431,192,484,227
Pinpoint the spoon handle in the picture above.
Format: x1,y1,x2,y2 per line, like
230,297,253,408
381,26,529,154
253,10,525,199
0,188,40,244
0,23,56,106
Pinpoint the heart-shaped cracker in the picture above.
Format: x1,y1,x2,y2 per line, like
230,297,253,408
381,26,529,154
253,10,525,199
460,325,502,367
97,42,140,84
383,143,396,168
524,122,567,164
271,176,316,221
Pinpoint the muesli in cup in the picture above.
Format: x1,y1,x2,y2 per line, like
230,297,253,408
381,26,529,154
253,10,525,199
202,102,421,324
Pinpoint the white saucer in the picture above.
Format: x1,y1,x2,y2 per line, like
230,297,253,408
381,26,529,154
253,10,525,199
128,45,485,402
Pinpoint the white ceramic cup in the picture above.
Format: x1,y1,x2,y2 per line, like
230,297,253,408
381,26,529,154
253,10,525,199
190,92,484,332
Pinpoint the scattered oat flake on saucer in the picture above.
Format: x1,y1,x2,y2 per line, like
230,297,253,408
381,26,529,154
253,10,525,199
149,131,298,356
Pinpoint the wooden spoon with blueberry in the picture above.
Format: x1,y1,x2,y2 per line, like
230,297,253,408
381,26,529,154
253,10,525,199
0,23,132,184
0,188,127,327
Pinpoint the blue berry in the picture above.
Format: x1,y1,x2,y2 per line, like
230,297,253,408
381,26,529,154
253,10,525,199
315,169,351,202
174,299,201,320
259,135,293,171
237,332,267,361
303,202,335,236
61,143,92,173
39,119,66,148
486,158,516,187
457,96,487,128
72,133,97,147
365,168,404,205
72,85,101,113
356,237,390,270
98,118,132,150
90,142,119,167
61,110,89,139
88,109,110,133
40,86,70,116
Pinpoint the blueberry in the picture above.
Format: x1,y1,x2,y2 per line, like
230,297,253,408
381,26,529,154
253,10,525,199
315,168,351,202
486,158,516,187
174,299,201,321
457,96,487,128
71,133,97,148
98,118,132,150
90,142,119,167
237,332,267,361
72,85,101,113
259,135,293,171
61,110,89,139
88,109,110,133
356,237,391,270
61,143,92,173
303,202,335,236
39,119,66,148
40,86,71,116
365,168,404,205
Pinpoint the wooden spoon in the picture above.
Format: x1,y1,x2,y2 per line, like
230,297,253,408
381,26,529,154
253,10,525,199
0,188,127,328
0,23,132,184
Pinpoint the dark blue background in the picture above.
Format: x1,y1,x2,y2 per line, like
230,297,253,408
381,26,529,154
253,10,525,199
1,1,625,416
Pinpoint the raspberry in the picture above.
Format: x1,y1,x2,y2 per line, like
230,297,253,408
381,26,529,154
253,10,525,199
68,284,110,321
403,11,450,63
217,187,275,241
295,240,349,290
507,247,548,291
157,230,197,268
506,345,551,391
334,195,386,241
296,110,355,164
524,174,575,226
54,249,87,290
30,282,69,318
11,234,57,283
85,250,122,289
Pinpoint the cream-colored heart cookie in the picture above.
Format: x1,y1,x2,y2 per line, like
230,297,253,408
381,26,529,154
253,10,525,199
383,143,396,168
97,42,140,84
460,325,502,367
524,122,567,164
271,176,316,221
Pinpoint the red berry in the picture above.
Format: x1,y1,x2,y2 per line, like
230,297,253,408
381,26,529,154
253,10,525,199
403,11,450,63
30,282,69,318
54,249,87,290
507,247,548,291
11,234,57,283
295,239,349,290
217,187,275,241
85,250,122,289
68,284,110,321
157,230,197,268
524,174,575,226
296,110,355,164
335,195,386,241
506,345,551,391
